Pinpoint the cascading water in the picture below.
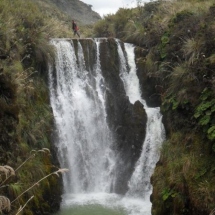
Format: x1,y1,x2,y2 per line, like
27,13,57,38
49,39,116,194
49,38,165,215
116,42,165,199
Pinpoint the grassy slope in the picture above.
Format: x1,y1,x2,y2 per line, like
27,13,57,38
93,0,215,214
31,0,100,37
0,0,73,214
47,0,101,25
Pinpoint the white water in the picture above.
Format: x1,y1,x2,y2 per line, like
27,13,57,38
117,42,165,200
49,39,165,215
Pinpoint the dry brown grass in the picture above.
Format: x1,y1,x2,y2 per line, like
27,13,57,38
0,166,15,183
0,196,11,213
182,38,204,65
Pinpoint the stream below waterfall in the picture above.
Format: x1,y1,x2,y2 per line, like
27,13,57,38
49,38,165,215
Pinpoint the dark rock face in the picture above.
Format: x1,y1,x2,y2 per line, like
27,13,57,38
74,38,97,73
134,47,162,107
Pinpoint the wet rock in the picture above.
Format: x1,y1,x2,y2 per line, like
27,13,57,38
135,46,162,107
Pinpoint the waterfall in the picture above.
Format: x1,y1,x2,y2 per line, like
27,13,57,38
49,39,116,195
48,38,165,215
116,42,165,199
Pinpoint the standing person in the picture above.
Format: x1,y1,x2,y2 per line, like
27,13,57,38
72,20,80,38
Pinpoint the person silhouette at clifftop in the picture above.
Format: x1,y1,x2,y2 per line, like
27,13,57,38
72,20,80,38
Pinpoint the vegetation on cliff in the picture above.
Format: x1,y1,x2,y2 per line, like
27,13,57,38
93,0,215,214
0,0,72,214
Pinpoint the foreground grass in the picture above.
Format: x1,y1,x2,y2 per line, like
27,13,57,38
0,0,73,214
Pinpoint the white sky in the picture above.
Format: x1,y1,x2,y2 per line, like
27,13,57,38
81,0,151,17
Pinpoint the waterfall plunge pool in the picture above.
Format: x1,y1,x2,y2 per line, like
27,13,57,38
55,193,151,215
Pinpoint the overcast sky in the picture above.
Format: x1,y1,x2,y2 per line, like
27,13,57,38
81,0,151,17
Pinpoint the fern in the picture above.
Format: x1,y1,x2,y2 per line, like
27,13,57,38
161,34,170,44
194,99,215,119
194,87,215,141
200,88,213,101
199,115,210,126
172,99,180,110
211,105,215,113
162,188,177,201
207,126,215,141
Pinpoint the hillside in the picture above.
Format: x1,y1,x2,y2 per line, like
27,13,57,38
31,0,101,36
49,0,101,24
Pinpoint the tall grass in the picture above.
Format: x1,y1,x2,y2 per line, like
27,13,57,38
182,38,204,65
153,131,215,214
0,0,71,213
